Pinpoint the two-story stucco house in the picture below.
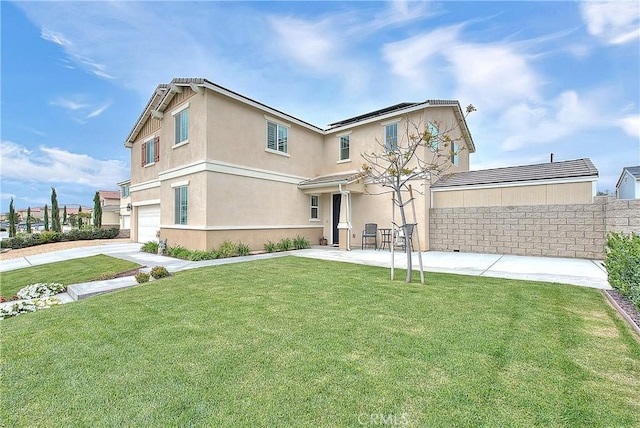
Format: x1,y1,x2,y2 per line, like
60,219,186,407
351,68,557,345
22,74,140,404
124,78,475,251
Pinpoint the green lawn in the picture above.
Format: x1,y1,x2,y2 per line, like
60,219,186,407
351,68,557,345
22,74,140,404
1,257,639,427
0,255,140,298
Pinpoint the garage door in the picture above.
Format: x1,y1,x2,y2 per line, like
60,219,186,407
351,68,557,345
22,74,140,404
137,205,160,243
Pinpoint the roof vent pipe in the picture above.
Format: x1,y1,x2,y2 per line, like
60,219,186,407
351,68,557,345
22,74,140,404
550,153,554,163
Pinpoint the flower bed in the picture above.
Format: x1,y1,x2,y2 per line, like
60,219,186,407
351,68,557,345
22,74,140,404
0,283,66,319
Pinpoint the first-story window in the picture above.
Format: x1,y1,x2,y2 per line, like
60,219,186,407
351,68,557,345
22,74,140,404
267,120,288,154
310,195,319,219
339,135,350,161
174,186,188,225
451,142,459,166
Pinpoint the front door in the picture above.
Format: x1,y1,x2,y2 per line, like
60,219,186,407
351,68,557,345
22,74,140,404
332,194,341,245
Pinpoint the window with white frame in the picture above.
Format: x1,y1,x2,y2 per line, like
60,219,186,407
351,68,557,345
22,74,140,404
451,142,459,166
174,108,189,145
427,122,439,152
121,184,130,198
267,120,288,154
385,123,397,151
310,195,319,219
174,186,188,225
339,135,350,161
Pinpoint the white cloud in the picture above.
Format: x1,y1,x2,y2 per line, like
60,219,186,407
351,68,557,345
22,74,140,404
617,115,640,138
0,140,128,189
50,96,110,121
580,1,640,44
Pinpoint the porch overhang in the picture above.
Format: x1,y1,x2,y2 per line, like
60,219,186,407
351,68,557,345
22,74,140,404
298,171,365,194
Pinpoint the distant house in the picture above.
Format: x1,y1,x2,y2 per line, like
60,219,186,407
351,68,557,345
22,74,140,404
615,166,640,199
98,190,121,228
117,180,131,230
431,158,599,207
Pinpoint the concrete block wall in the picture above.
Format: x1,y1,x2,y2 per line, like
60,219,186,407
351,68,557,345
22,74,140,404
429,196,640,260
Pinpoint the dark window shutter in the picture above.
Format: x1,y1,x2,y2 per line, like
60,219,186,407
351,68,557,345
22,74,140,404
141,142,146,166
154,137,160,163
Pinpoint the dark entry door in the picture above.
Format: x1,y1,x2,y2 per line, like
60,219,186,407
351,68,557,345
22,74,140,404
332,194,341,245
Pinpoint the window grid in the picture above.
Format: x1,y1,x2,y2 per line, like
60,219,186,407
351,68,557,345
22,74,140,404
310,195,319,219
385,123,397,151
339,135,350,160
175,109,189,145
427,122,439,152
267,121,288,153
174,186,188,225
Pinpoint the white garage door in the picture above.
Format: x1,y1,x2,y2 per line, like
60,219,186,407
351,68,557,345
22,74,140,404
137,205,160,243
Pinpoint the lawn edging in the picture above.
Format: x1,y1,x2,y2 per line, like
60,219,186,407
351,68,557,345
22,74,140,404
602,289,640,336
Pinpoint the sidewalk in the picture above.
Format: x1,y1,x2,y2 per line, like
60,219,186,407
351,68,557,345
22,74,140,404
0,243,611,306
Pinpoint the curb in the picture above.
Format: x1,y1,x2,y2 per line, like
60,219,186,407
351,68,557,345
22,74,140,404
601,290,640,337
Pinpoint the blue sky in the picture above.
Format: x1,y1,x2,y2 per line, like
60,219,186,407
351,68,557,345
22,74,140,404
2,0,639,212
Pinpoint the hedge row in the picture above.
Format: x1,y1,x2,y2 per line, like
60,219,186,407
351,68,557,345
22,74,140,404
604,232,640,311
0,228,120,250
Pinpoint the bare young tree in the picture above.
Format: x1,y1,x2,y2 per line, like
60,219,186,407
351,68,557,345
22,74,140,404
360,105,476,283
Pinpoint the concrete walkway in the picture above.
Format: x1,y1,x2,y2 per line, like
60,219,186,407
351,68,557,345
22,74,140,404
0,242,611,306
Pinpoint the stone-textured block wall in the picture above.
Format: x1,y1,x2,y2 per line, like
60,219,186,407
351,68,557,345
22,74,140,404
429,196,640,259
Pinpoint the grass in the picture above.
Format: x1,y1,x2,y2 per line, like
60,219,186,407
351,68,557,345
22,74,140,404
0,255,140,298
2,256,639,427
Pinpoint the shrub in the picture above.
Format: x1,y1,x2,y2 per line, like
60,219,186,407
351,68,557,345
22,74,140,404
237,242,251,256
39,231,62,244
94,273,116,281
168,245,191,260
141,241,159,254
196,250,219,261
150,266,170,279
276,238,293,252
135,272,150,283
293,235,310,250
16,283,65,300
604,232,640,310
264,240,277,253
0,298,62,319
217,240,238,258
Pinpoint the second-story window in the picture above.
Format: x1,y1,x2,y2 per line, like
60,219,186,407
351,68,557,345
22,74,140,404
385,123,397,151
174,108,189,146
339,135,350,161
121,184,130,198
142,136,159,166
451,142,459,166
427,122,439,152
267,120,288,154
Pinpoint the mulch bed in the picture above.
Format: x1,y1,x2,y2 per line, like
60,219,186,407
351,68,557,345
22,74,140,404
605,289,640,331
112,267,145,279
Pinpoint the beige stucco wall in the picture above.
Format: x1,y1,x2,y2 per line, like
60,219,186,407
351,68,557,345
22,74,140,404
433,181,594,208
127,84,472,251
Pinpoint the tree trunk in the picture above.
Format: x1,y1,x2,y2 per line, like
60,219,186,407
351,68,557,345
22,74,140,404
395,188,412,282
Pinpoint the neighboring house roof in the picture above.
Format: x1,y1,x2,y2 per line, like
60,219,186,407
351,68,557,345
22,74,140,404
615,165,640,189
298,171,363,189
431,158,598,189
99,190,121,200
124,78,475,153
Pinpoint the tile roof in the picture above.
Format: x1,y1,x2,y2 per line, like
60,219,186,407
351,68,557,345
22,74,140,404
99,190,121,200
431,158,598,188
298,171,363,188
